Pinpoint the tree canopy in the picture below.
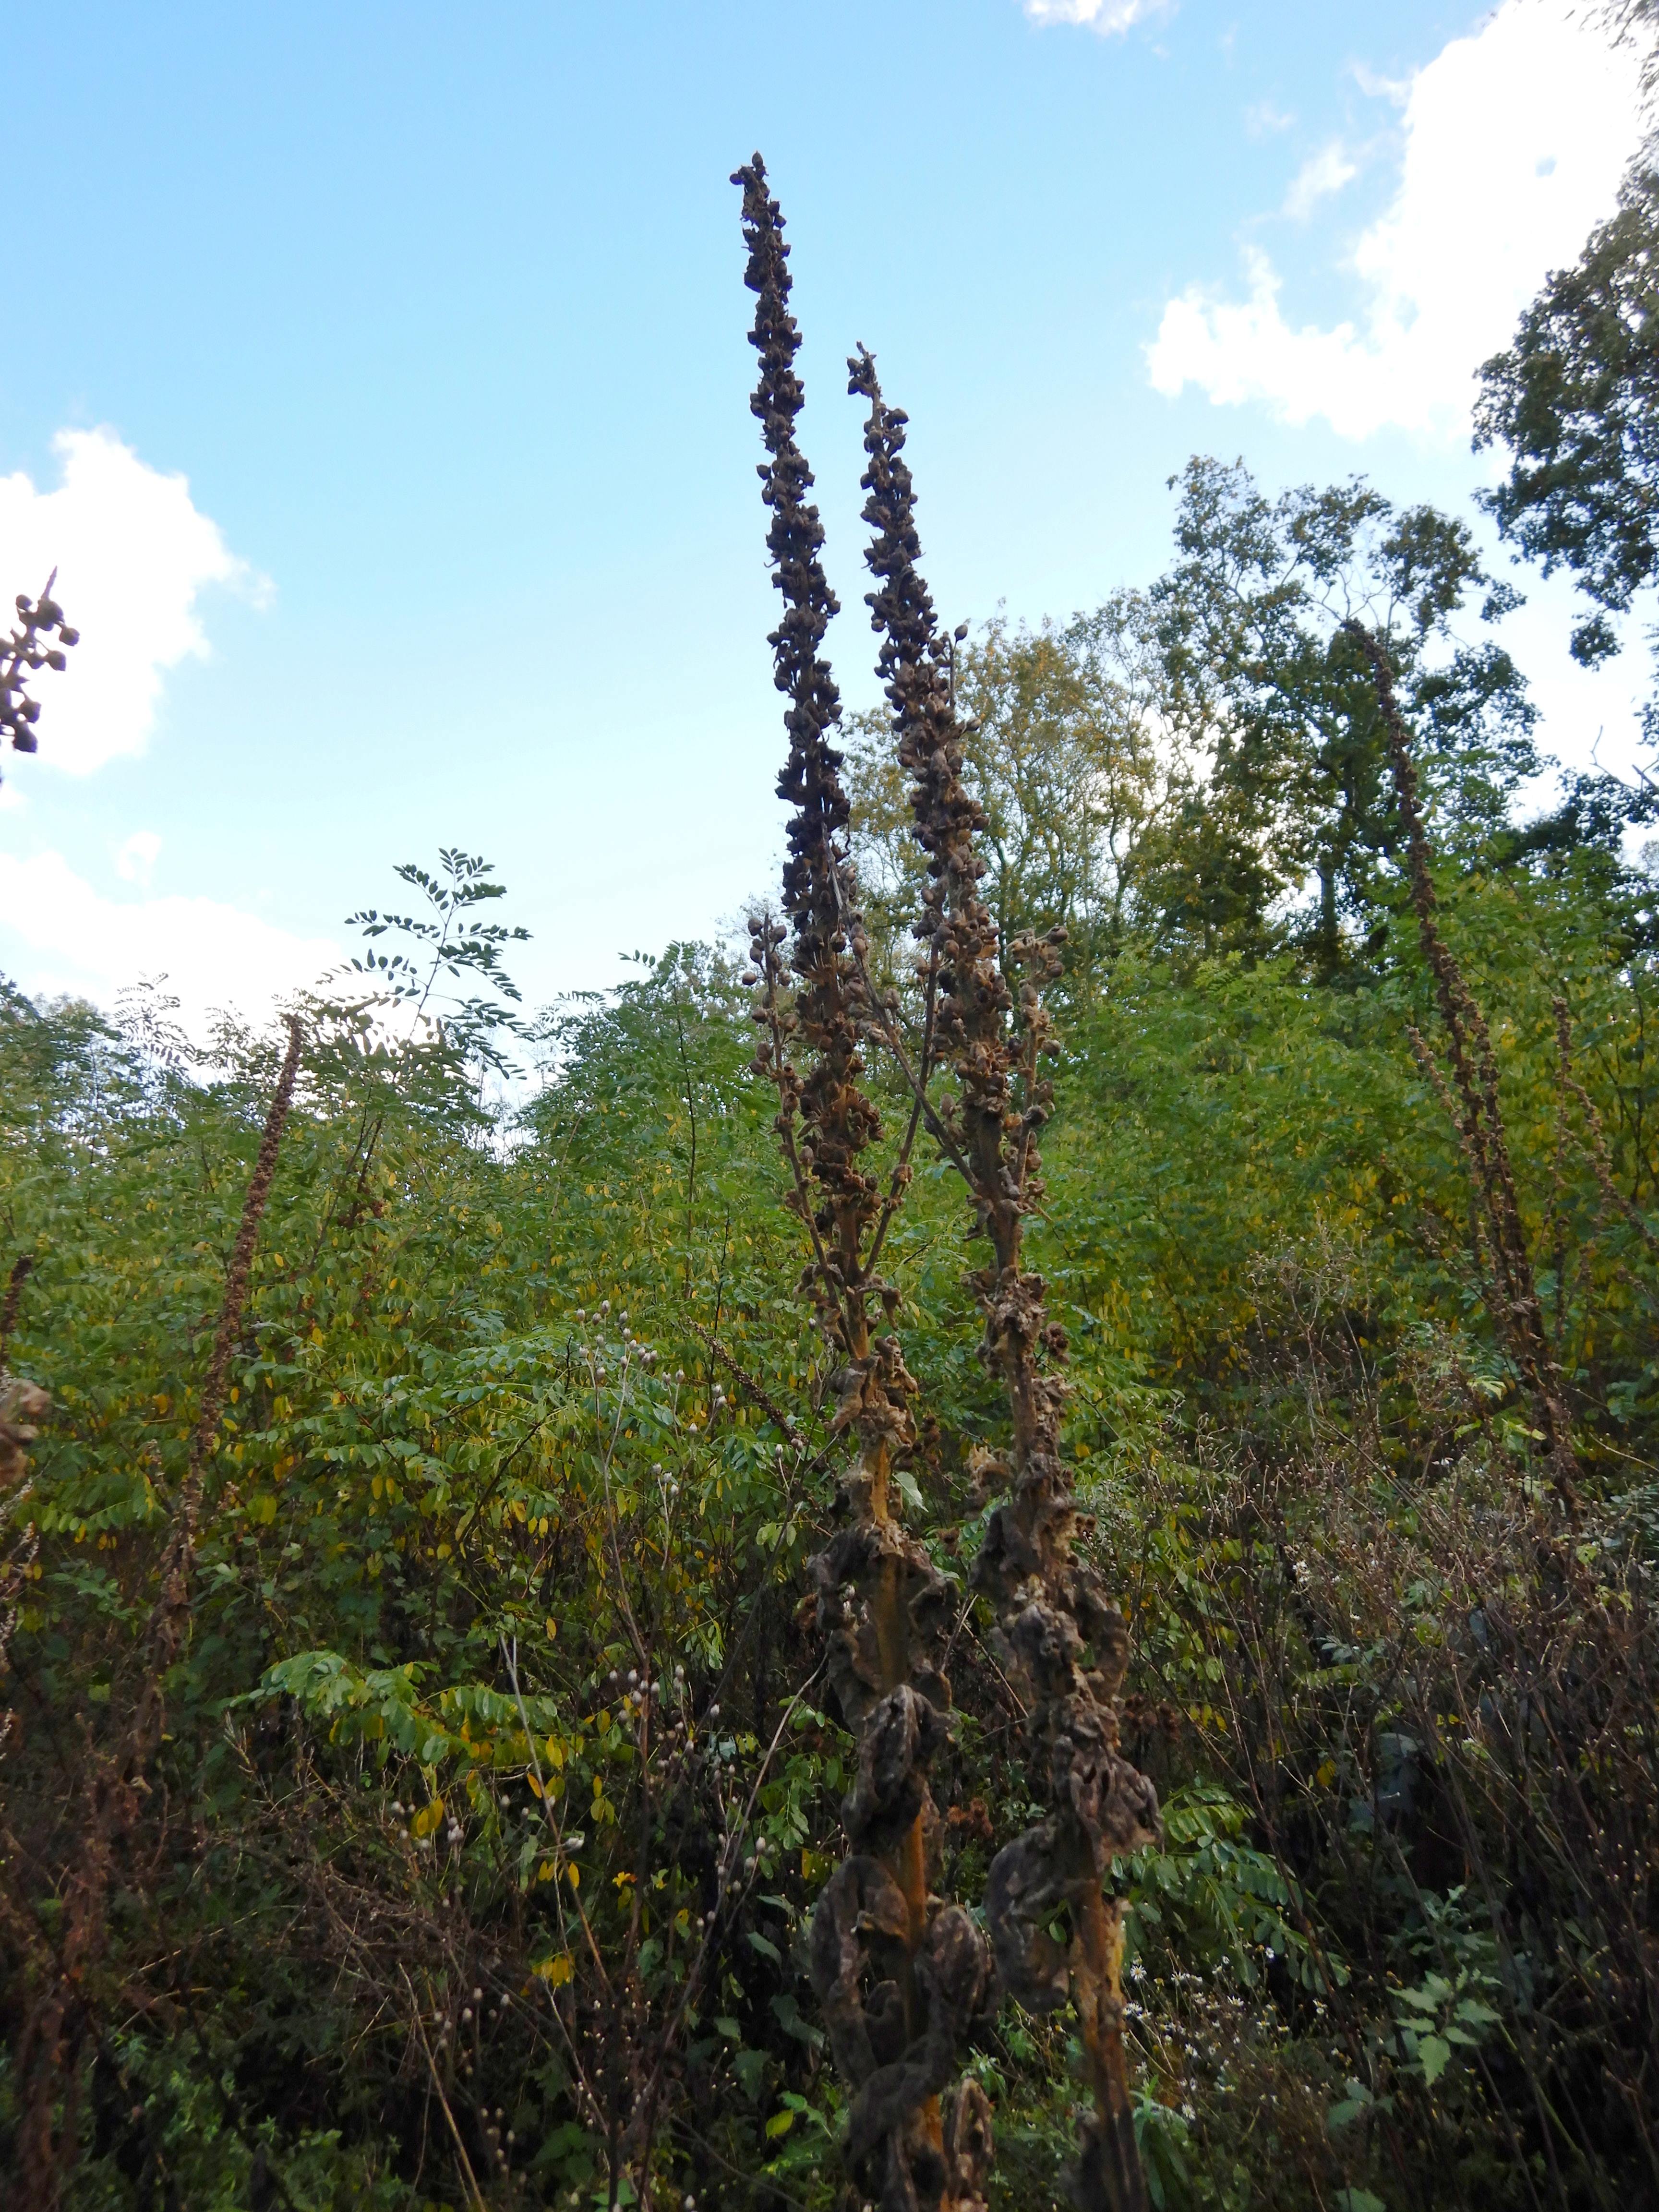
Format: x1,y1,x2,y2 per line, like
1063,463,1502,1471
1476,167,1659,677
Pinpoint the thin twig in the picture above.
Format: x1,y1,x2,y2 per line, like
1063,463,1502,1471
400,1967,488,2212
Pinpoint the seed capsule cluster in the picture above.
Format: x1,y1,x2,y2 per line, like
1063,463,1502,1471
0,576,77,776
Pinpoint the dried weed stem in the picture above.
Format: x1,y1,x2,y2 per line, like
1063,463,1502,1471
734,155,994,2212
853,346,1160,2212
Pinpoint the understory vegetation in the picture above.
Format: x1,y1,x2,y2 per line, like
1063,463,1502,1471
6,155,1659,2212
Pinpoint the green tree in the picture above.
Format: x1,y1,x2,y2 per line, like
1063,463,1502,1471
844,463,1539,993
844,595,1163,998
1142,457,1536,972
1475,167,1659,677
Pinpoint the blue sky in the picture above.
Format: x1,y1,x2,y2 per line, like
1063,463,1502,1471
0,0,1649,1024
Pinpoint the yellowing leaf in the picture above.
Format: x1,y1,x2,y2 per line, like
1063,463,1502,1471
410,1798,445,1840
533,1952,574,1986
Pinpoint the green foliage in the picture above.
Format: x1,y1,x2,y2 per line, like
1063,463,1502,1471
9,438,1659,2211
846,595,1163,991
1477,168,1659,663
1126,1783,1331,1993
851,456,1551,994
341,846,533,1079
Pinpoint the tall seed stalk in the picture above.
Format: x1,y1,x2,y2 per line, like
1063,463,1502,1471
734,156,995,2212
6,1017,303,2209
1346,621,1582,1517
849,344,1162,2212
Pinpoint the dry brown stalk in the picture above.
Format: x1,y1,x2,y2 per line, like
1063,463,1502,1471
1552,994,1659,1264
1346,621,1583,1517
0,1371,48,1493
0,1251,34,1359
0,574,78,780
401,1966,491,2212
0,1257,45,1746
8,1016,303,2210
734,156,994,2212
851,346,1160,2212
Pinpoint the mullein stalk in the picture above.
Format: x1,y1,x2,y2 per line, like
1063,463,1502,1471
734,158,994,2212
9,1018,302,2210
0,1259,45,1491
851,346,1161,2212
0,572,78,780
1347,622,1582,1518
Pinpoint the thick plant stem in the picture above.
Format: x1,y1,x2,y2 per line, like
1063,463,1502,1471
851,345,1159,2212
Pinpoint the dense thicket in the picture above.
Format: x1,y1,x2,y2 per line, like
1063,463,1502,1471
7,180,1659,2212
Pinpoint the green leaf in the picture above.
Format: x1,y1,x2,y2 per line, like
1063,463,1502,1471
771,1991,824,2051
732,2047,768,2100
1417,2033,1452,2086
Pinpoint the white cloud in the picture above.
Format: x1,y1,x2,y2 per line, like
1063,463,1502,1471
1283,142,1358,220
1246,100,1296,137
1148,0,1646,437
0,849,336,1034
0,428,261,775
1349,61,1410,106
114,830,162,886
1023,0,1157,32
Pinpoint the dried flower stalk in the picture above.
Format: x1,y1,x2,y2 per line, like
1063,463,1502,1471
0,1376,48,1492
0,573,78,779
1552,995,1659,1264
1347,622,1582,1516
0,1252,45,1490
0,1257,45,1715
852,343,1160,2212
734,156,994,2212
7,1017,303,2209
